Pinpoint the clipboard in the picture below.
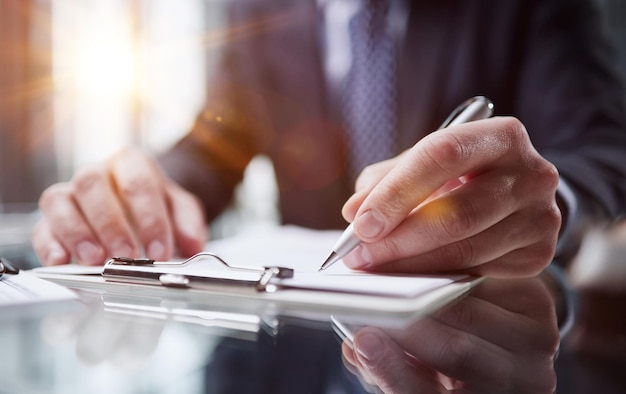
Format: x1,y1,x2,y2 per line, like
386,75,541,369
101,253,295,293
33,252,484,326
1,257,78,313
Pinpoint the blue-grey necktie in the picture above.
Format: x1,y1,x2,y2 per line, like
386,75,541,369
343,0,397,181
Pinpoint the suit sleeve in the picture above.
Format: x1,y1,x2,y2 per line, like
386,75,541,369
514,0,626,259
158,2,275,221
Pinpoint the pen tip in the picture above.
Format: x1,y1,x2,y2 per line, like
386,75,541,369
319,251,338,272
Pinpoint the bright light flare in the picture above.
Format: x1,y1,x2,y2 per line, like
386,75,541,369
73,34,137,99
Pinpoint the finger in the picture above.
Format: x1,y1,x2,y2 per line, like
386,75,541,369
356,157,399,192
341,346,381,392
390,316,516,388
165,182,207,257
342,341,357,366
351,117,535,242
349,167,520,265
390,316,557,392
110,150,174,260
353,327,445,393
38,183,107,265
343,158,398,223
71,164,141,260
344,204,559,276
32,219,70,266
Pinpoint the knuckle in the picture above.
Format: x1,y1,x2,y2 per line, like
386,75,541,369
137,214,167,237
500,116,528,146
71,166,107,196
91,209,123,235
447,238,476,269
39,183,71,210
532,203,562,241
358,163,377,180
374,179,416,218
523,244,556,276
543,203,563,232
117,174,157,202
379,236,403,262
420,134,468,175
436,200,476,240
534,160,560,190
534,240,557,263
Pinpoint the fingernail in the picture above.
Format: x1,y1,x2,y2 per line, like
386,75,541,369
356,332,384,362
45,245,67,266
147,240,165,260
76,241,104,265
111,241,134,258
355,209,385,239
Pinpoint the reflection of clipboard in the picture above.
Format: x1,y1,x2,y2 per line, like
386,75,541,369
34,252,483,326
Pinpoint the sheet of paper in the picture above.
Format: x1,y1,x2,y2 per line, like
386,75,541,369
207,225,468,297
0,271,77,307
207,225,350,273
277,272,462,298
31,225,469,300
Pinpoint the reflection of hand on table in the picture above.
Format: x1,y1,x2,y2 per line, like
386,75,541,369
341,277,560,393
40,292,164,368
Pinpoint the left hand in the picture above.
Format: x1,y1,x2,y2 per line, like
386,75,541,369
341,117,561,277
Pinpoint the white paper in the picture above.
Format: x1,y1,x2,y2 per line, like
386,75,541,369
30,226,469,300
206,225,467,297
0,271,77,307
207,225,351,273
277,272,461,298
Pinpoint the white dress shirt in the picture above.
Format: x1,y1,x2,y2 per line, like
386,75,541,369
317,0,409,94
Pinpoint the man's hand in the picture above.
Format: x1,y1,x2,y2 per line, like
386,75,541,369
342,117,561,277
33,148,207,266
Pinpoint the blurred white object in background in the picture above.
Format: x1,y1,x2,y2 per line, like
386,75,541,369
568,221,626,292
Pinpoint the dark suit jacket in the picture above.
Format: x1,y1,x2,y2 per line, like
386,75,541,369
160,0,626,253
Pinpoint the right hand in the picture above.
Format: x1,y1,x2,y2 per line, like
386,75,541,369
342,276,560,393
33,148,207,266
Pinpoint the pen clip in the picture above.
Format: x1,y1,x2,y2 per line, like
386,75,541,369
438,96,494,129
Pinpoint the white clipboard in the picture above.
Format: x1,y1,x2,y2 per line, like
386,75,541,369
33,252,484,326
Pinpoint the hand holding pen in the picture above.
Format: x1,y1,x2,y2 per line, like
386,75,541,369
321,96,562,278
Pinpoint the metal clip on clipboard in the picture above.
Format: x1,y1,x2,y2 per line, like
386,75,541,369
102,252,294,293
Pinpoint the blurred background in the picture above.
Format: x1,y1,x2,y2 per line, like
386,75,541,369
0,0,280,264
0,0,625,265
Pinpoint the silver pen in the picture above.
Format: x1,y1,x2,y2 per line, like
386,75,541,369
318,96,494,272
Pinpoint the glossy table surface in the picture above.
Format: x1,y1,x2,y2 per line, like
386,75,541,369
2,263,617,394
1,220,626,393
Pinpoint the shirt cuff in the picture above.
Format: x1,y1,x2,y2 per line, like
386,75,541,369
554,177,580,262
